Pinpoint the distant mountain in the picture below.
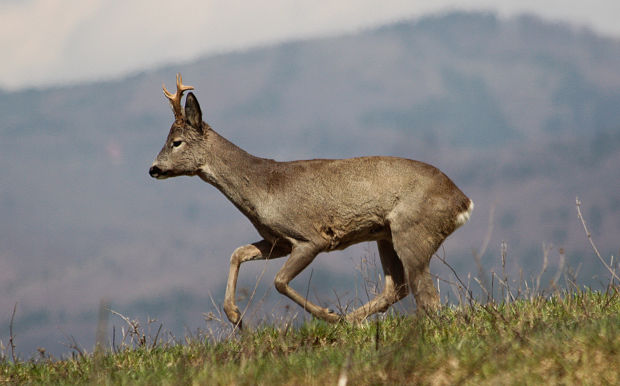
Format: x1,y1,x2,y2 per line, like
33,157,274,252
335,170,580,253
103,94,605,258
1,11,619,357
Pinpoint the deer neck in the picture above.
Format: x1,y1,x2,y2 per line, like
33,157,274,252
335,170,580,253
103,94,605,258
197,128,270,219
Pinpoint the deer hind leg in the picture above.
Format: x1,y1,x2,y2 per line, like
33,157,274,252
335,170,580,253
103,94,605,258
390,223,442,313
274,242,341,323
344,239,409,323
224,240,290,327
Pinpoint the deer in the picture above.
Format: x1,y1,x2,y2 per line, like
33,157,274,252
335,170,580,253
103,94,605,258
149,74,473,327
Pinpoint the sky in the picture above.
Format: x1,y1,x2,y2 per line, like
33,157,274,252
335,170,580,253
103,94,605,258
2,0,620,90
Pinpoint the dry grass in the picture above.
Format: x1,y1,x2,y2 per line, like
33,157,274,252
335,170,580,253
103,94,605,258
1,198,618,384
1,287,618,385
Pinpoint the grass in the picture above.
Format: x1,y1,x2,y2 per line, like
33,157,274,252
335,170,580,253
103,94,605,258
1,287,618,385
2,198,618,384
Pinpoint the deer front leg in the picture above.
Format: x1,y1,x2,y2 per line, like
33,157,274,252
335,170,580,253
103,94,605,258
274,243,341,323
224,240,290,327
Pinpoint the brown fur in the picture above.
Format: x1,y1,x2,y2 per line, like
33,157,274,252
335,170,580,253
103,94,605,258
150,81,473,326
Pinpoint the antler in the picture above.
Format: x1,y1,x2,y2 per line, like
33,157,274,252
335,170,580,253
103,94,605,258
162,73,194,121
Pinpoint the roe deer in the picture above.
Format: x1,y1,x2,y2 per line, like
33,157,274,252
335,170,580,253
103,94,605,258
150,74,473,327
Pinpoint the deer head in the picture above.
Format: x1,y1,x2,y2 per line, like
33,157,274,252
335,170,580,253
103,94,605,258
149,74,207,179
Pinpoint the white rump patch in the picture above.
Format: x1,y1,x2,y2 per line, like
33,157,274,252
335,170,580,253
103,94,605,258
455,199,474,228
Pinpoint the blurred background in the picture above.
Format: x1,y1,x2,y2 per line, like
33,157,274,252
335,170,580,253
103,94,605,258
1,0,619,358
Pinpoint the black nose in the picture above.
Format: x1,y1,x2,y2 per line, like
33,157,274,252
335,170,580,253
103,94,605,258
149,165,162,178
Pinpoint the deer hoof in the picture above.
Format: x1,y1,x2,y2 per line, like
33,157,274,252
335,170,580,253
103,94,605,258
324,309,342,323
224,303,242,325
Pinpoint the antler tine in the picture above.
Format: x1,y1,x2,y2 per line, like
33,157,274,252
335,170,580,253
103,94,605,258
162,73,194,119
162,83,174,99
176,73,194,93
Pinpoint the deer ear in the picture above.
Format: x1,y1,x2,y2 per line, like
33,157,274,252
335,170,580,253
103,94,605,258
184,92,203,129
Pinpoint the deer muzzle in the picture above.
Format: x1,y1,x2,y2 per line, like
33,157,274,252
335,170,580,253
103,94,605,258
149,165,167,179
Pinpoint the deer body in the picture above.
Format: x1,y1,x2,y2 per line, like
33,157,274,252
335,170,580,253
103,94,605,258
150,74,473,326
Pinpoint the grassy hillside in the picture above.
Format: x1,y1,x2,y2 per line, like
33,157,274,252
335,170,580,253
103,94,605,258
2,287,618,384
2,10,620,358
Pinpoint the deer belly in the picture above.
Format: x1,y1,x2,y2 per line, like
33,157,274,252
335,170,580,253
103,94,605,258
316,220,388,251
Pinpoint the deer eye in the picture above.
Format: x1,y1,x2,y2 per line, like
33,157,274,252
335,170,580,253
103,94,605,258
172,140,183,148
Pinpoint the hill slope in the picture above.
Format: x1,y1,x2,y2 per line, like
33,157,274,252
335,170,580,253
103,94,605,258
1,12,619,357
2,289,618,384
